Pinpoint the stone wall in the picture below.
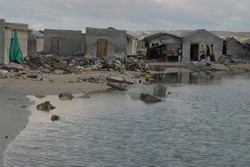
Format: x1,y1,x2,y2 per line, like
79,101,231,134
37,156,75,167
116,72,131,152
0,19,5,63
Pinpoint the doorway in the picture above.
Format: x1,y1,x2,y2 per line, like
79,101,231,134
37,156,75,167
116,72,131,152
97,39,107,58
223,40,227,55
190,44,199,61
51,37,59,55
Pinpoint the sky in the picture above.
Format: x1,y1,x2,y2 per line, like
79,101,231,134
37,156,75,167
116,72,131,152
1,0,250,32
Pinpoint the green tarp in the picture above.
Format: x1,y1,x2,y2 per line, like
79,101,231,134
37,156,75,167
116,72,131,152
9,31,24,64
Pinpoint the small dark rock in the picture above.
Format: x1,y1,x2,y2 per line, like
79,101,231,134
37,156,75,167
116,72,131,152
140,93,161,104
51,115,60,121
36,101,56,111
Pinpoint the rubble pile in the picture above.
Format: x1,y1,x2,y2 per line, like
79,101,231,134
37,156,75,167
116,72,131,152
217,55,250,65
24,53,149,74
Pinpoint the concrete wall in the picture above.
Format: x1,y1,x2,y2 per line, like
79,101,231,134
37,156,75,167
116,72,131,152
182,30,223,62
127,36,137,56
44,29,82,55
0,19,5,63
1,21,28,63
85,27,127,58
36,37,44,52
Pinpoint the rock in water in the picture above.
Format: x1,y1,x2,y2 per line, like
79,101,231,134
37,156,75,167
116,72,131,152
36,101,56,111
51,115,60,121
140,93,161,104
153,84,167,97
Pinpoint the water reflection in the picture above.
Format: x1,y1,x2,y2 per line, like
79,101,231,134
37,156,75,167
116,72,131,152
150,72,220,85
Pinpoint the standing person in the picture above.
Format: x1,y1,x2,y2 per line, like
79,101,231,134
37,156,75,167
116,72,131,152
199,45,206,62
206,45,211,65
210,44,215,61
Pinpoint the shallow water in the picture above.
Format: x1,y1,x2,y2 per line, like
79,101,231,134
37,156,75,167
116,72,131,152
5,72,250,167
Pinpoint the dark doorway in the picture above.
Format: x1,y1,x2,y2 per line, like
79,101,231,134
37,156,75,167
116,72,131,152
223,40,227,55
97,39,107,58
190,44,199,61
51,37,59,55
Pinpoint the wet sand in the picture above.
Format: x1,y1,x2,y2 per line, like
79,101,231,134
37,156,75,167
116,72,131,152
0,71,121,167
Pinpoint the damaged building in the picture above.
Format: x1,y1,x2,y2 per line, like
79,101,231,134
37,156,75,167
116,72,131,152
43,29,83,56
181,29,223,62
225,37,250,60
28,30,44,53
85,27,127,58
0,19,28,63
143,32,182,61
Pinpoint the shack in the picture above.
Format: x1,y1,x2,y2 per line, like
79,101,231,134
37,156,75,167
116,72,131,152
143,32,182,61
43,29,82,56
28,30,44,53
0,19,28,63
85,27,127,58
181,29,223,62
224,37,248,59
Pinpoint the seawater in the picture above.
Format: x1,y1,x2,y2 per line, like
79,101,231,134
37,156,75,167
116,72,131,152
4,72,250,167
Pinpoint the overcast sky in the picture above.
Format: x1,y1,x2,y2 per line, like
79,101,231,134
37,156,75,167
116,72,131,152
1,0,250,32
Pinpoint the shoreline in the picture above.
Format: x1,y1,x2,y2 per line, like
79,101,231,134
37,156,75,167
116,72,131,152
0,62,249,166
0,72,115,167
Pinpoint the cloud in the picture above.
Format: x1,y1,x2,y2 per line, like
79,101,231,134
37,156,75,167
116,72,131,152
0,0,249,31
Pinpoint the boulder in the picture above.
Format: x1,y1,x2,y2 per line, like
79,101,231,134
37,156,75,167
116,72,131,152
107,82,128,90
106,75,125,83
140,93,161,104
58,92,74,100
36,101,56,111
51,115,60,121
153,84,168,97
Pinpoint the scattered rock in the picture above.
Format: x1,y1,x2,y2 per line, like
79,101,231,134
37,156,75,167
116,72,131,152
58,92,74,100
36,101,56,111
140,93,161,103
51,115,60,121
35,91,46,99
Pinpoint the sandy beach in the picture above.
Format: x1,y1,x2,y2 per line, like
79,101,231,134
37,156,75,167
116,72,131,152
0,62,249,166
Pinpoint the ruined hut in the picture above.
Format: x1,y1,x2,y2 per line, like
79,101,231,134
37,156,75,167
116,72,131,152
242,38,250,59
181,29,223,62
43,29,83,56
0,19,28,63
28,30,44,53
224,37,250,59
127,34,138,56
143,32,182,61
85,27,127,58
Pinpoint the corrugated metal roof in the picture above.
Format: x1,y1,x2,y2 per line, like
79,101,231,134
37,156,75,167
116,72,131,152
143,32,180,41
